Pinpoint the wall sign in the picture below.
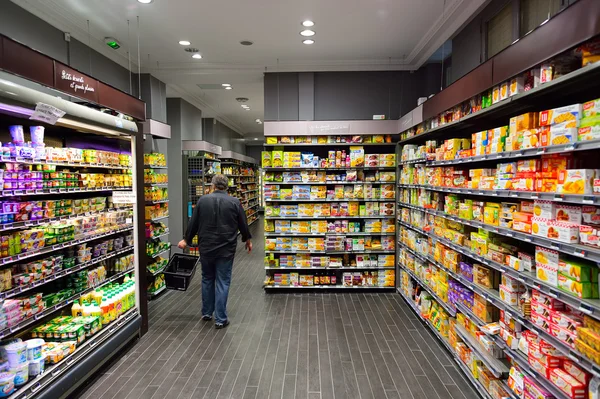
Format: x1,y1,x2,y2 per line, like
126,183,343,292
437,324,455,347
307,122,350,135
54,63,99,102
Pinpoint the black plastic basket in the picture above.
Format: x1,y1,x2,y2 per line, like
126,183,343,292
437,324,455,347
163,253,199,291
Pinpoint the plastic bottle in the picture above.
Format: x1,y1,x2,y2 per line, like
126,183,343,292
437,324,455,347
90,300,102,319
108,294,116,321
71,301,83,317
82,301,93,317
100,297,111,325
114,289,123,317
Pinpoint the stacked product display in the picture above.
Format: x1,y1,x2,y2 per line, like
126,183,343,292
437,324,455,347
397,37,600,399
262,134,397,289
220,155,259,227
144,153,169,298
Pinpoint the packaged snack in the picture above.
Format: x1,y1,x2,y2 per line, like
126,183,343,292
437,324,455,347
532,217,579,243
562,359,591,385
558,169,599,195
557,273,598,299
510,113,539,135
533,200,555,219
539,104,582,127
549,368,586,399
272,151,283,168
262,152,272,168
583,98,600,118
555,205,582,225
558,258,598,283
540,123,577,146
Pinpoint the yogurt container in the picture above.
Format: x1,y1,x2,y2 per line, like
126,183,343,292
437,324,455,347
12,363,28,386
28,358,44,376
0,372,14,397
4,342,26,367
25,339,44,361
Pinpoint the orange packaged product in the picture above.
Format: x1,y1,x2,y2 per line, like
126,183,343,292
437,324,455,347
521,129,540,149
541,154,574,178
536,179,558,193
510,112,539,135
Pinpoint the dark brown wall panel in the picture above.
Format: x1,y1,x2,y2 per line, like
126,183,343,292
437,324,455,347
2,37,53,86
422,60,492,120
98,82,146,121
492,0,600,85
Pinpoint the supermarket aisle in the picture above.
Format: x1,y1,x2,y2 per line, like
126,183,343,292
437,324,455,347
76,219,479,399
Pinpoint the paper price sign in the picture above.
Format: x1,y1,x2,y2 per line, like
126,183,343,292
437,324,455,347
30,103,66,125
112,191,136,204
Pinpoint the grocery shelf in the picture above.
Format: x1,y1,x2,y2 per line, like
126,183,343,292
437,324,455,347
265,232,395,237
0,207,130,233
146,215,169,223
0,245,134,300
454,302,487,328
1,156,131,170
10,307,139,399
240,181,257,185
265,250,395,254
240,189,259,194
397,218,600,319
147,230,169,240
496,341,571,399
0,225,133,267
263,167,396,172
264,285,394,290
398,62,600,145
397,183,600,206
0,186,133,198
269,181,393,186
244,204,260,211
149,247,171,259
453,360,496,399
397,262,456,317
265,266,395,270
454,324,510,378
265,198,395,202
264,142,397,147
0,267,134,340
145,165,168,169
240,197,258,203
148,263,168,276
146,199,169,205
266,215,395,220
398,158,427,165
248,218,259,227
149,285,167,297
397,201,600,262
144,183,169,188
427,139,600,166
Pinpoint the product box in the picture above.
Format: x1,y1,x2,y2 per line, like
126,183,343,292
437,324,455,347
582,215,600,246
549,322,578,349
499,285,520,306
558,169,598,195
528,356,552,379
583,98,600,118
532,217,579,243
532,289,565,310
509,76,524,97
539,104,582,127
549,310,583,333
540,123,577,147
562,359,591,385
578,124,600,141
558,273,598,299
533,200,555,218
549,369,586,399
535,246,559,268
555,204,583,225
510,113,539,135
262,151,272,168
558,258,598,283
523,376,553,399
536,261,559,287
583,206,600,225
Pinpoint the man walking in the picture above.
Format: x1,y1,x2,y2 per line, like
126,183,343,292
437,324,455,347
178,174,252,329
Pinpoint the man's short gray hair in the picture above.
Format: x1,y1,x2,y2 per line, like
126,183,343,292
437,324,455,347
212,174,229,190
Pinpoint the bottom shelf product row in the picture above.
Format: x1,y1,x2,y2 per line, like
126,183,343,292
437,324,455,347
264,269,395,288
399,269,600,399
265,253,395,269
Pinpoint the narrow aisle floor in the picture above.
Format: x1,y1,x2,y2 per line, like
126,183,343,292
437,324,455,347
77,220,480,399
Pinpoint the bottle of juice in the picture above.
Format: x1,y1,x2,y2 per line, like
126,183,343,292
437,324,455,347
108,294,116,321
100,297,111,325
82,301,93,317
115,289,123,316
90,300,102,319
72,301,83,317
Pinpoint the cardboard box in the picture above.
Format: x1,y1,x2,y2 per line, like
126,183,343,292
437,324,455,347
558,273,599,299
555,204,583,225
549,369,586,399
536,261,558,287
539,104,582,126
532,217,579,243
510,113,539,135
533,200,555,219
540,123,577,147
583,98,600,118
558,169,599,195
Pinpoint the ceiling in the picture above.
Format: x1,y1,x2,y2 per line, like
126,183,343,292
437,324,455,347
12,0,488,135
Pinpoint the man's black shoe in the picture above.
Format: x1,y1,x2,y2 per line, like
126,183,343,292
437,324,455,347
202,315,212,321
215,320,230,329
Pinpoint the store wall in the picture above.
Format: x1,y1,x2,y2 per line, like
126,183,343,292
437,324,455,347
0,1,136,95
264,65,443,122
140,74,167,123
202,118,246,154
245,146,263,163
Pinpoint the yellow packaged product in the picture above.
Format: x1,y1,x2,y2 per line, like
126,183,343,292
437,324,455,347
558,169,598,195
539,104,582,126
510,112,538,135
540,123,577,146
271,151,283,168
261,152,272,168
266,137,278,145
576,339,600,364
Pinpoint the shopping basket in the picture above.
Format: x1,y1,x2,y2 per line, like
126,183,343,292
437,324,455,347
163,253,199,291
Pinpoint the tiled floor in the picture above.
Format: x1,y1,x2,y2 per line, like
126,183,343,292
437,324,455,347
76,220,480,399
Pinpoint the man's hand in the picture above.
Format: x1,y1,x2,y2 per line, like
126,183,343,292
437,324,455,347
245,240,252,253
178,239,187,249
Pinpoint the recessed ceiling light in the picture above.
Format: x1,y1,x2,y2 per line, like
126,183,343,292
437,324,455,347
254,138,259,140
241,105,249,108
302,20,314,27
255,119,261,122
303,39,314,45
225,86,232,90
137,0,152,3
245,108,251,111
240,41,253,46
192,53,202,59
300,30,315,37
222,83,231,87
178,40,191,46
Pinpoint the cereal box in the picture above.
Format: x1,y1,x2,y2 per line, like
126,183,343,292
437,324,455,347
539,104,582,126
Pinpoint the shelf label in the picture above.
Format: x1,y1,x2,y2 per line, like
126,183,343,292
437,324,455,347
113,191,136,204
30,102,66,125
583,196,595,204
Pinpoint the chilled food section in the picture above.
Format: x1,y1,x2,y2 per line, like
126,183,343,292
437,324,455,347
262,134,397,289
144,153,169,298
220,151,260,227
396,38,600,399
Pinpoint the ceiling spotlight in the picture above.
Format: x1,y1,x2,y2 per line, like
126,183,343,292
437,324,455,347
225,86,232,90
241,105,249,108
302,20,314,27
245,108,251,111
192,53,202,59
137,0,152,3
255,119,261,123
240,41,254,46
300,30,315,37
222,84,231,87
254,138,259,140
303,39,314,45
178,40,191,46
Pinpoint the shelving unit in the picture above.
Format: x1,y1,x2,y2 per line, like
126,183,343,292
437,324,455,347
144,138,170,299
0,73,143,398
219,151,260,227
396,36,600,399
262,133,397,290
